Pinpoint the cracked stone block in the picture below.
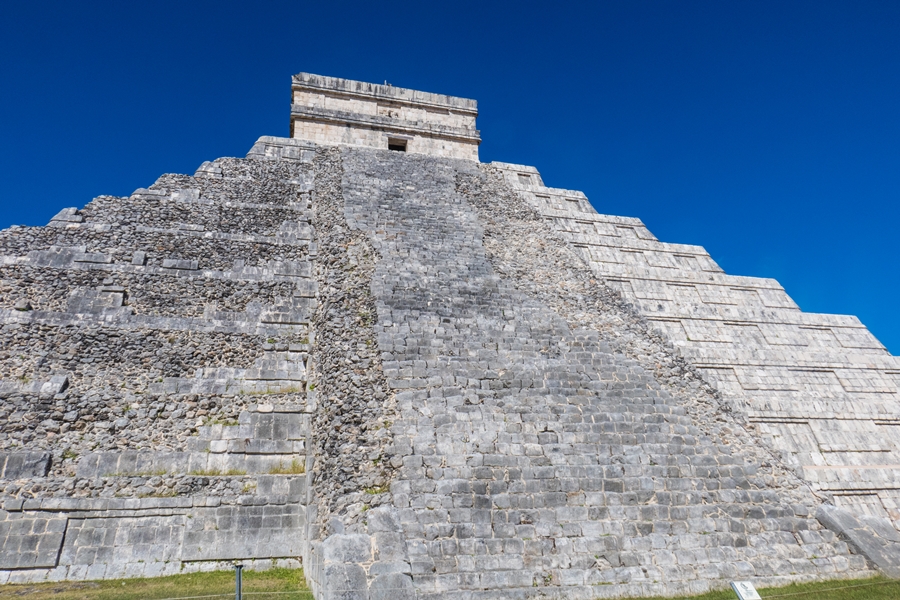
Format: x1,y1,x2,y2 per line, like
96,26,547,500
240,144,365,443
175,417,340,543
49,207,84,224
161,258,199,270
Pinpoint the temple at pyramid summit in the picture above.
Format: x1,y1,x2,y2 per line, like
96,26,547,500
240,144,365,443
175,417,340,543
1,72,899,599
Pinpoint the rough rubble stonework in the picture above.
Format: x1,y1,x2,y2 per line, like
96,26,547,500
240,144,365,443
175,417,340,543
308,147,396,532
457,165,816,507
1,73,900,598
0,138,316,581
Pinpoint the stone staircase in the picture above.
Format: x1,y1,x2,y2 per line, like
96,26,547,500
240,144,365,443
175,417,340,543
305,148,875,600
1,130,898,597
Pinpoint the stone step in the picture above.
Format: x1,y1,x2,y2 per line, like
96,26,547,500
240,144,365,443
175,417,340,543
74,451,306,478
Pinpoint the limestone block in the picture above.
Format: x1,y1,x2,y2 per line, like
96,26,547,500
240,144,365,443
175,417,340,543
373,532,406,562
0,452,51,478
181,504,304,561
2,499,24,512
294,278,318,298
26,246,85,268
322,534,373,564
246,136,316,162
321,563,368,600
194,161,223,178
65,288,126,314
49,207,83,225
59,516,185,567
73,251,113,264
131,187,167,199
38,374,68,399
368,573,414,600
161,258,199,271
276,221,315,243
818,506,900,578
171,188,201,202
259,297,315,325
366,507,402,533
0,515,66,569
270,259,312,278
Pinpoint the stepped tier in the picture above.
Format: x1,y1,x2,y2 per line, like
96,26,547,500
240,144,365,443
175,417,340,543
2,73,899,598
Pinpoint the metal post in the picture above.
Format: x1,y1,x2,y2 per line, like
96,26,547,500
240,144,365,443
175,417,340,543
234,563,243,600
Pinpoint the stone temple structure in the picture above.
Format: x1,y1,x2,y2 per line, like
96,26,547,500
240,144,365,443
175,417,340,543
1,72,899,598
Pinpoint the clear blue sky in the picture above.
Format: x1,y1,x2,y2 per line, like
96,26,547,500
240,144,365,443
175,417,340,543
1,1,898,353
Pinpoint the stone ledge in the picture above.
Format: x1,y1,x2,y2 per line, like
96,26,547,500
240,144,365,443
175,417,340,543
247,136,317,162
817,505,900,578
0,453,51,479
291,105,480,144
293,72,477,113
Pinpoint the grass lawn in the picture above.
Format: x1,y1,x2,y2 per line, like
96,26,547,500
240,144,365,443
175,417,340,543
0,568,312,600
642,575,900,599
1,571,898,600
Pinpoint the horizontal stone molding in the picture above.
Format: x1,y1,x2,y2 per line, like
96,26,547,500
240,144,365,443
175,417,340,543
292,72,477,114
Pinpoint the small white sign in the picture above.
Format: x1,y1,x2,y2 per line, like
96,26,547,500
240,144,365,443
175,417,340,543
730,581,761,600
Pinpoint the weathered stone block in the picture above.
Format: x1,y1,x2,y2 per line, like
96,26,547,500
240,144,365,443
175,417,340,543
322,534,372,564
161,259,199,271
322,563,368,600
368,573,414,600
0,452,51,478
818,506,900,578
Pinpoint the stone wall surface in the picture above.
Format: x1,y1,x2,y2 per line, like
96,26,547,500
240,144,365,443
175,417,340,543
305,147,395,534
485,159,900,587
290,72,480,161
1,73,899,598
304,148,878,599
490,162,900,517
0,137,317,583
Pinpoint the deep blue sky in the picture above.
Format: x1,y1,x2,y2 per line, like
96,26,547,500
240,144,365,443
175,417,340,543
2,1,898,353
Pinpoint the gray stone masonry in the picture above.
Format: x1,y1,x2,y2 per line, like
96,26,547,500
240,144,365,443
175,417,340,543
0,138,315,583
290,73,480,160
306,147,394,538
1,72,899,597
302,147,873,599
489,160,900,579
817,505,900,578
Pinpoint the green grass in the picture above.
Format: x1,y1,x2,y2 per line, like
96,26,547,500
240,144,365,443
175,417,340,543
2,571,897,600
267,459,306,475
640,576,900,600
202,418,239,427
188,468,247,476
104,470,169,478
0,567,311,600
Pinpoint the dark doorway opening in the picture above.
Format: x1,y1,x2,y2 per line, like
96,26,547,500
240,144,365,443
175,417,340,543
388,138,408,152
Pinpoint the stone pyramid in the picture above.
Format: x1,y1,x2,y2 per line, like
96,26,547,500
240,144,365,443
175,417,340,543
1,73,898,599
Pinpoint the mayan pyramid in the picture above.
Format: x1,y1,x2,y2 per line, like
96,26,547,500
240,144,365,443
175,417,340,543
1,73,899,599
